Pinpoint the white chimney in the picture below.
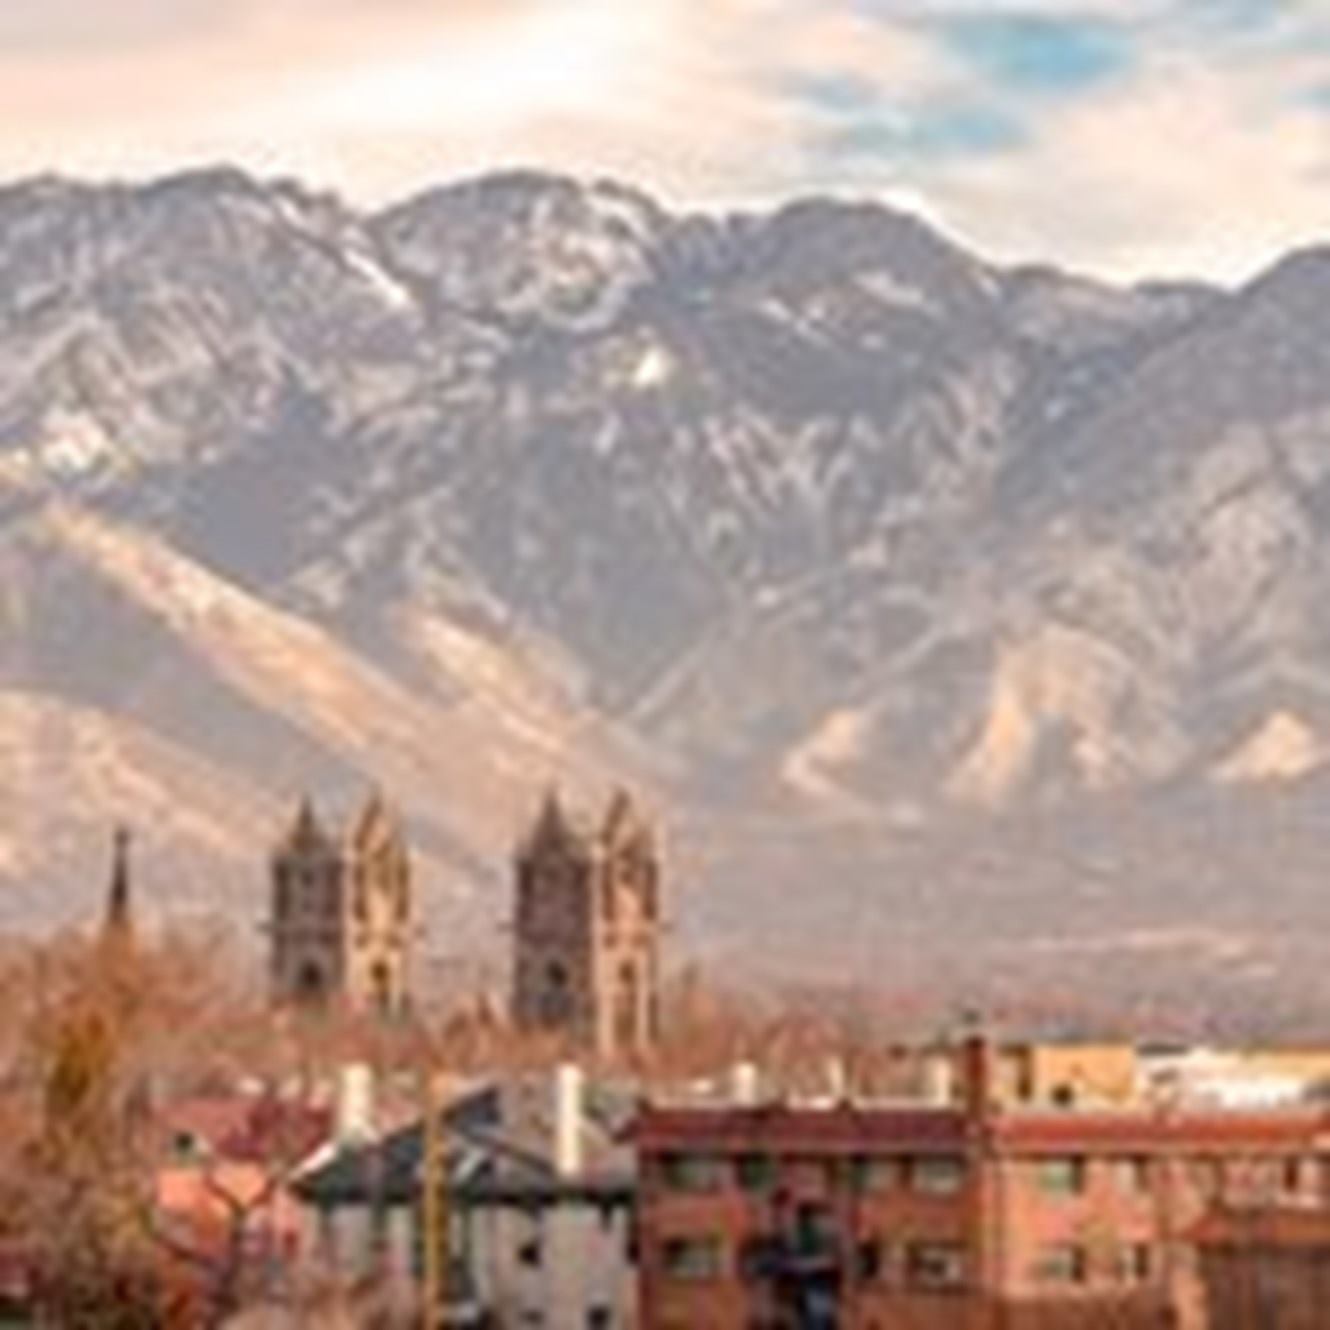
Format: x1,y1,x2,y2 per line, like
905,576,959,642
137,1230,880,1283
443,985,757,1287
554,1063,584,1178
335,1063,375,1147
923,1051,955,1106
731,1062,761,1106
826,1056,848,1102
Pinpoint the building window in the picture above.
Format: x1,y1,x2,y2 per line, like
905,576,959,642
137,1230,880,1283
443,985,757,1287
738,1235,779,1282
1116,1243,1153,1283
850,1154,900,1193
857,1239,886,1282
370,960,393,1014
659,1152,725,1193
517,1235,544,1268
612,961,639,1051
1113,1156,1151,1194
274,869,292,921
539,960,573,1027
907,1242,966,1290
296,959,326,1003
661,1235,723,1281
1191,1157,1223,1199
791,1202,837,1259
172,1130,205,1163
800,1156,844,1191
1283,1157,1309,1194
912,1156,966,1195
1033,1243,1088,1285
1036,1157,1086,1196
735,1153,777,1192
586,1305,612,1329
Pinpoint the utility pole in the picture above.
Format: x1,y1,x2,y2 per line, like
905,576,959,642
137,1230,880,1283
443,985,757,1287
420,1067,447,1329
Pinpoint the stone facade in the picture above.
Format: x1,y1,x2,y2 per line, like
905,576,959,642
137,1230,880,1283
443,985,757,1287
269,793,412,1016
511,788,661,1060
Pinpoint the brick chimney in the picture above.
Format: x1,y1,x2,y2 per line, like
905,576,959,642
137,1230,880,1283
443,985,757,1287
959,1010,996,1124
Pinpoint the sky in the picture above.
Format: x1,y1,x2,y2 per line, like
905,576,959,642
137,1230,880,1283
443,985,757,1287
0,0,1325,282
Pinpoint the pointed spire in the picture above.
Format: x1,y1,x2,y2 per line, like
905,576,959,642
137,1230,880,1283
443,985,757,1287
539,783,566,828
602,785,649,848
285,794,331,853
518,784,566,858
104,824,133,941
351,785,394,850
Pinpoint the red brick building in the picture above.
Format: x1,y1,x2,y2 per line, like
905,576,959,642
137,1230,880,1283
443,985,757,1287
634,1037,1330,1329
1193,1205,1330,1330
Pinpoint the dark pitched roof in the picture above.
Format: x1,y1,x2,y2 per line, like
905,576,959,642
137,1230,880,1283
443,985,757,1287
294,1077,634,1209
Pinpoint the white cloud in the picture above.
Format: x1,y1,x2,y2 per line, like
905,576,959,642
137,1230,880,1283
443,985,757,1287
0,0,1322,281
912,45,1329,281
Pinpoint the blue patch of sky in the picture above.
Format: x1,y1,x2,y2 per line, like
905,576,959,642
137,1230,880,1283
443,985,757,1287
1179,0,1292,36
785,67,1028,166
819,102,1029,164
936,15,1135,95
788,72,882,117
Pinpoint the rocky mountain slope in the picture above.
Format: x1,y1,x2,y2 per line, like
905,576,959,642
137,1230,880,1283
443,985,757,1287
1,166,1327,1011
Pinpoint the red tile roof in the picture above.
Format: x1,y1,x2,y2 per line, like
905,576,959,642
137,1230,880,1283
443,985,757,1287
155,1095,331,1164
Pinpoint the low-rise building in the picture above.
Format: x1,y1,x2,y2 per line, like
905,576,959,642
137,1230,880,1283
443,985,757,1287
634,1032,1330,1330
1193,1203,1330,1330
295,1066,638,1328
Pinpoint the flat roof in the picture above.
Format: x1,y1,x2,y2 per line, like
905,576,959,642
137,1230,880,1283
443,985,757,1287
634,1102,1330,1155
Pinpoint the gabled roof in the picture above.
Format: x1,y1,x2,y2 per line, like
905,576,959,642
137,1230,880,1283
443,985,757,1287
294,1076,635,1208
156,1094,333,1166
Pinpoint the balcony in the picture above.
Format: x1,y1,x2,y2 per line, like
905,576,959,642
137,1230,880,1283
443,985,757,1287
741,1230,844,1282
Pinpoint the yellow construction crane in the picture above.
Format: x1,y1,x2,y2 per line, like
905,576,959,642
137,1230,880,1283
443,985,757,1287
420,1067,448,1329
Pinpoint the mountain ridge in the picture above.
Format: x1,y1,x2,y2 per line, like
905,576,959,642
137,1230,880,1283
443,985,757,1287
0,164,1327,1012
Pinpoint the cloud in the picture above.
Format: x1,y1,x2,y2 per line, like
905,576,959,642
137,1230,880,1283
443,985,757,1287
912,47,1329,280
0,0,1322,281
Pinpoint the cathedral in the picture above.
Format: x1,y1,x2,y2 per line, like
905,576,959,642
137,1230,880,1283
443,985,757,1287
510,787,662,1060
268,792,413,1016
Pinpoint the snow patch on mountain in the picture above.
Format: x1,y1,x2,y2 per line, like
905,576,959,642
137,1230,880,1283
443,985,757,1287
1212,711,1323,785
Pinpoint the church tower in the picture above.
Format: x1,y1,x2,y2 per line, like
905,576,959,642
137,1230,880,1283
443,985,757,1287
511,787,661,1060
102,825,134,946
269,793,413,1017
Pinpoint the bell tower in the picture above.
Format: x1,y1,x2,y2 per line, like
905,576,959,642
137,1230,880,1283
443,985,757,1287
511,787,661,1060
344,791,413,1017
268,793,413,1017
270,798,346,1008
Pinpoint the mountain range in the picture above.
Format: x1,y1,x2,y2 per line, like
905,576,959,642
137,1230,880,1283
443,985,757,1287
2,166,1328,1021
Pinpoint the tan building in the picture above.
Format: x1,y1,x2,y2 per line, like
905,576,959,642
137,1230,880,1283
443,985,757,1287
268,792,413,1016
998,1041,1141,1108
511,787,662,1061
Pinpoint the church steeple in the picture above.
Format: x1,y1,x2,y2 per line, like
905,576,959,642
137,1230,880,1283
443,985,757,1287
103,825,134,944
